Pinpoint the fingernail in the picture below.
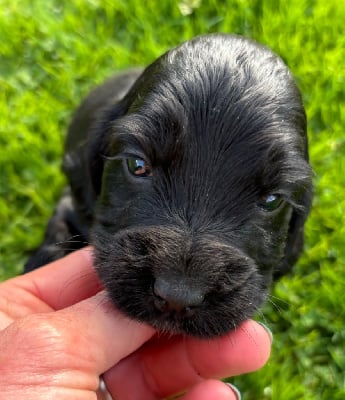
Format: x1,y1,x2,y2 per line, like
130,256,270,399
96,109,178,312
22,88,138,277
257,322,273,343
226,383,242,400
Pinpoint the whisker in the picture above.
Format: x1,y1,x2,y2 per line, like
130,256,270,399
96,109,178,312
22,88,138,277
269,294,289,306
255,308,269,325
267,297,285,315
54,234,90,245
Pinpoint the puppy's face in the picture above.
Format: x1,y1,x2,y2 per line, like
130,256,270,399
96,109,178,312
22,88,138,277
92,35,312,338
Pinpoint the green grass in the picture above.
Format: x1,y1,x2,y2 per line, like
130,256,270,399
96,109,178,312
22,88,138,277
0,0,344,398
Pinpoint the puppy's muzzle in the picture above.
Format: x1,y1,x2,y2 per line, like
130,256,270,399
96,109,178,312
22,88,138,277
93,224,264,336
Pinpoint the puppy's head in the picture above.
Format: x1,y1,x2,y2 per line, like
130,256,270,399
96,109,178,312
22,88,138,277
91,34,312,338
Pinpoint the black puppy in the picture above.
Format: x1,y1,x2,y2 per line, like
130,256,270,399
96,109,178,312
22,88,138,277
25,34,312,338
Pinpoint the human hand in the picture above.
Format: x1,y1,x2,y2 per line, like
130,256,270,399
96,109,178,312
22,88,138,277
0,248,272,399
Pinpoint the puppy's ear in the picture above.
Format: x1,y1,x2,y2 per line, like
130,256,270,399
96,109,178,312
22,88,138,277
87,103,126,196
63,71,142,226
273,110,312,279
87,69,149,197
63,104,126,227
274,147,312,279
274,207,308,279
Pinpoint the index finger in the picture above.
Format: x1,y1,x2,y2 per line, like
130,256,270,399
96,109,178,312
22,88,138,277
1,248,101,311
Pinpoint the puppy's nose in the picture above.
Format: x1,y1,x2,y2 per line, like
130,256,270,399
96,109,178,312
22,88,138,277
153,277,205,313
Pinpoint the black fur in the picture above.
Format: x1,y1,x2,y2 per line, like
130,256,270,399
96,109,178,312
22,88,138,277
25,34,312,338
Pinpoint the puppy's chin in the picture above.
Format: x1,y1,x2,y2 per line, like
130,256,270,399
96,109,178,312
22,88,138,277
92,225,268,338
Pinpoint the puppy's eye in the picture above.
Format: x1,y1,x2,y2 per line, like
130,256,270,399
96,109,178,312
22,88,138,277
127,158,152,177
258,194,284,212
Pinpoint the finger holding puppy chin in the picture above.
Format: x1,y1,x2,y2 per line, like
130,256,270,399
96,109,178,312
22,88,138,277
103,320,271,400
0,297,266,400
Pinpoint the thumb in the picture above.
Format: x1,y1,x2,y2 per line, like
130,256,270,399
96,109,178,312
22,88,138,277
0,292,154,397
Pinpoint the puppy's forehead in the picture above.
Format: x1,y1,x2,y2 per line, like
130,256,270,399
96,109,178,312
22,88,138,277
135,34,301,111
121,34,305,154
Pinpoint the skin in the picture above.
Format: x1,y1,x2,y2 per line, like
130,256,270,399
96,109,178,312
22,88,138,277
0,248,272,400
